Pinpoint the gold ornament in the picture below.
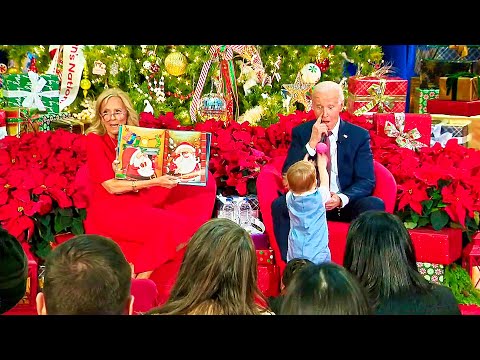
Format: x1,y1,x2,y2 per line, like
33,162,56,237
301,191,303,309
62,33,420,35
165,52,188,76
282,72,312,110
80,62,91,98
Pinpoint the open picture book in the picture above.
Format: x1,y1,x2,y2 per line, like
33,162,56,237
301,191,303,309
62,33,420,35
115,124,211,186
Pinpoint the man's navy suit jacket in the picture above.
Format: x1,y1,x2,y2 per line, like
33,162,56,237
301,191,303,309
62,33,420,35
282,118,375,203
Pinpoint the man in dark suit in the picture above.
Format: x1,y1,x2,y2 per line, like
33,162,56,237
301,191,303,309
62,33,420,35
271,80,385,261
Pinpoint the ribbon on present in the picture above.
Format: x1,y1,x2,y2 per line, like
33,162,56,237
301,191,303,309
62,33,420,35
431,123,453,147
384,113,427,150
353,78,396,116
445,71,480,101
3,71,59,112
189,45,240,123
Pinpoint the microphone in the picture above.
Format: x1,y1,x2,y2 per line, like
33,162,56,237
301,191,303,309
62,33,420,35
316,142,328,154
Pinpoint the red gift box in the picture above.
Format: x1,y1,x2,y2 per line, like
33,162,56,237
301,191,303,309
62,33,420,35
251,233,269,250
4,244,39,315
427,99,480,116
0,109,6,127
256,248,275,265
257,264,280,297
409,227,463,265
374,112,432,149
347,76,408,116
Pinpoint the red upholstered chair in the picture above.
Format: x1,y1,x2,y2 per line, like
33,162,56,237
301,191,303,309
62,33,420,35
257,155,397,275
73,163,216,305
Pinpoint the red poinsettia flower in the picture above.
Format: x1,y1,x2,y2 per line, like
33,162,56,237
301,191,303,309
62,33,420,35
441,182,476,227
396,178,430,215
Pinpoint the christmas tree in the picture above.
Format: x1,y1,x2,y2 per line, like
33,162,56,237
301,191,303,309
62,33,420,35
0,45,384,126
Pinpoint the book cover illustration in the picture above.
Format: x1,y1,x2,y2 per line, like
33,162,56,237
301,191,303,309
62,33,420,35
163,130,210,185
115,125,211,186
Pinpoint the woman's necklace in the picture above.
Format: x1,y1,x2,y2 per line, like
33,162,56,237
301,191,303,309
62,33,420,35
109,135,121,167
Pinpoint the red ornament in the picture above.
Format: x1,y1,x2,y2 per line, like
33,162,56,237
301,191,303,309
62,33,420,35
319,58,330,72
329,45,335,51
29,58,38,73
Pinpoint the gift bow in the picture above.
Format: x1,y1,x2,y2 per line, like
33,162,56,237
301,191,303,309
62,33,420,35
431,123,453,147
4,71,59,112
384,113,427,150
353,78,395,116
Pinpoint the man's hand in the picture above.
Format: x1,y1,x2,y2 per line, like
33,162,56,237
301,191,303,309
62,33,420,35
325,192,342,211
309,115,328,149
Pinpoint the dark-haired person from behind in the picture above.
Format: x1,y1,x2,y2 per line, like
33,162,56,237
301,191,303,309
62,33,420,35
0,227,28,314
279,262,372,315
36,234,134,315
343,210,461,315
268,258,314,314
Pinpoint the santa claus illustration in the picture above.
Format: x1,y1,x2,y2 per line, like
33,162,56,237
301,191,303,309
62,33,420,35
122,147,155,179
171,142,200,180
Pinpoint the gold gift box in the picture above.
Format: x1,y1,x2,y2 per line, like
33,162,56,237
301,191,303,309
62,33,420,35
439,76,479,101
409,76,421,113
50,117,86,134
430,113,480,149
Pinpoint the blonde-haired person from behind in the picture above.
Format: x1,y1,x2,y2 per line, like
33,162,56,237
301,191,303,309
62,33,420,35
146,218,274,315
285,153,331,265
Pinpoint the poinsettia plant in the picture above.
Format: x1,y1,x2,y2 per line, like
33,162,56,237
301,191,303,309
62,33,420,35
0,129,88,258
342,111,480,238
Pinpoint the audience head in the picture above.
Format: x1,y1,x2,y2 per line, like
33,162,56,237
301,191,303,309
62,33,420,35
36,234,134,315
343,210,430,308
148,218,267,315
281,258,314,290
86,87,139,137
0,227,28,314
311,80,344,131
286,160,317,194
280,262,372,315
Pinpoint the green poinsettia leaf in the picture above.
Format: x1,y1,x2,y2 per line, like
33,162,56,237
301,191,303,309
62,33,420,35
54,213,73,233
58,207,73,217
430,210,449,230
404,221,418,229
417,217,431,228
35,240,52,259
411,212,419,222
77,208,87,221
423,200,433,210
71,218,85,235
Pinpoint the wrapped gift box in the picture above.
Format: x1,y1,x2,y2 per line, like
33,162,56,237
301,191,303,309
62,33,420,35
409,227,462,264
4,107,44,137
2,71,59,114
431,113,480,150
257,264,280,297
415,88,439,113
416,262,445,284
427,99,480,116
409,76,421,112
430,117,471,147
346,76,407,116
0,109,6,140
439,74,479,101
256,249,275,265
50,116,86,135
251,233,269,249
3,244,39,315
415,46,480,74
374,112,432,150
419,59,480,89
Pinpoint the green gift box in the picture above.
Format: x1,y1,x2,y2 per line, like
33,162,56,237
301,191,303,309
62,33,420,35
2,71,59,114
417,261,445,284
415,88,439,113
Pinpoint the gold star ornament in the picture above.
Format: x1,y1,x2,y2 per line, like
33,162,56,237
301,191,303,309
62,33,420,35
282,72,312,110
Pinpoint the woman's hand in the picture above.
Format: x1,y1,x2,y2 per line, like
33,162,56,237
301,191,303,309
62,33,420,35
155,175,180,189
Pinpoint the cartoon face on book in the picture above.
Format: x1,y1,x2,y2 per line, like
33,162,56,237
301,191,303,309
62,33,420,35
166,142,201,181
